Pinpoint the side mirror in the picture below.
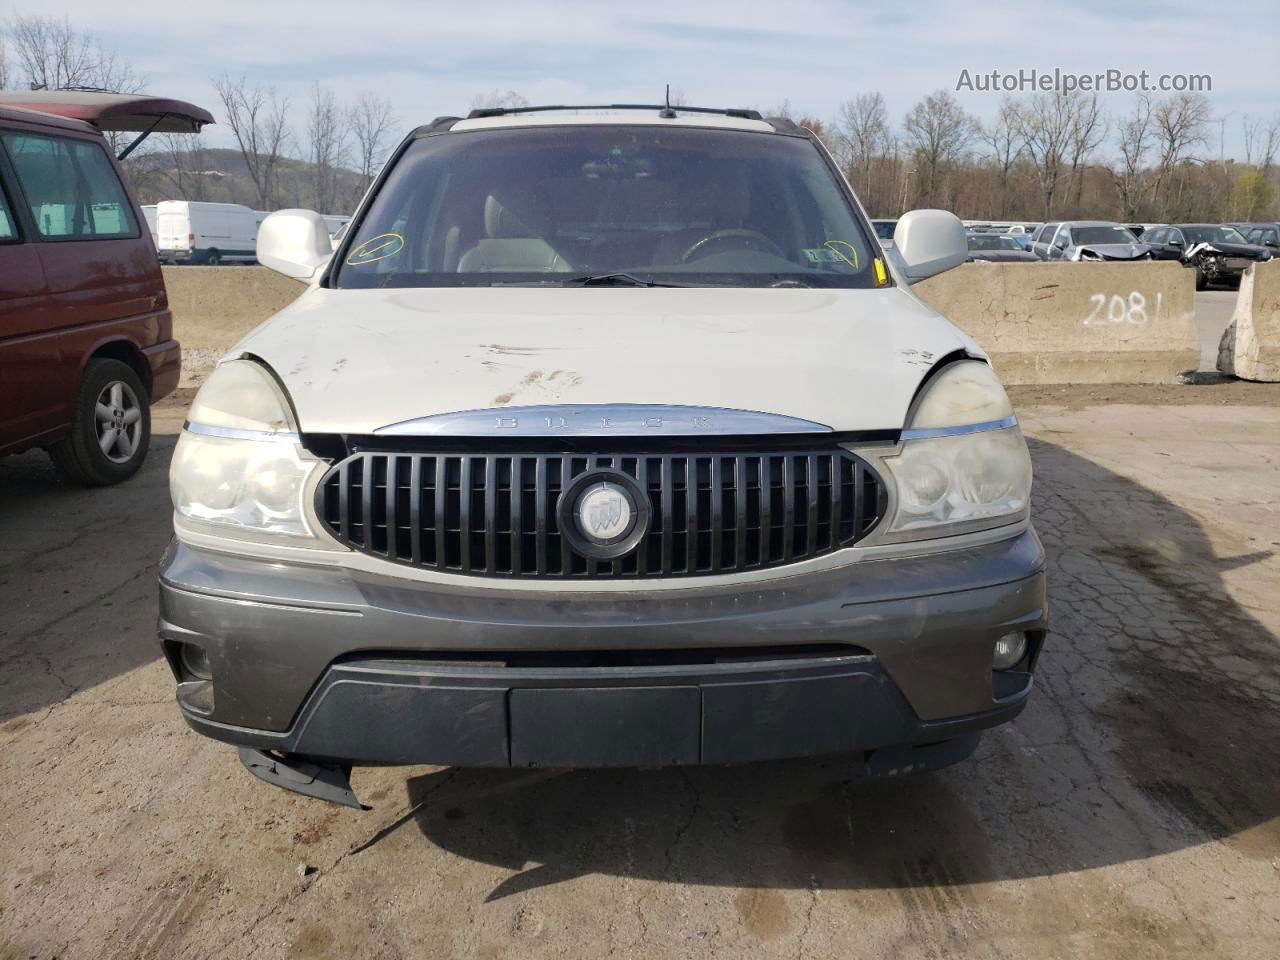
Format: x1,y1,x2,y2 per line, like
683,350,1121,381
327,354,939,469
1168,238,1184,247
892,210,967,283
257,209,333,282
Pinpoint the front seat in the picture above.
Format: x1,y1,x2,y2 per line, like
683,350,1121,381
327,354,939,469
457,188,574,273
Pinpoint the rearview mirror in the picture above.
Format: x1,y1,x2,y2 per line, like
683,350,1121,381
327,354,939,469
892,210,967,283
257,209,333,282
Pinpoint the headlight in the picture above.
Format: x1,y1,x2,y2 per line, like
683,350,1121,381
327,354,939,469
170,359,322,543
882,361,1031,540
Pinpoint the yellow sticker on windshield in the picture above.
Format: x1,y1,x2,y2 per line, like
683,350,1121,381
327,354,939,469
346,232,404,266
823,240,859,270
873,257,887,286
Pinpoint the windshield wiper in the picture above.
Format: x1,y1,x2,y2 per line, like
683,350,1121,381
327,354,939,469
564,272,685,288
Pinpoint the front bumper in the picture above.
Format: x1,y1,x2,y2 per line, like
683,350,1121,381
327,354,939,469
158,528,1047,768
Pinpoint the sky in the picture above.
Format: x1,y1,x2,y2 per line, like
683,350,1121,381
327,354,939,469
10,0,1276,159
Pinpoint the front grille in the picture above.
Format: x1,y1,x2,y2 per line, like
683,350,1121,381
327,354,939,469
316,449,886,579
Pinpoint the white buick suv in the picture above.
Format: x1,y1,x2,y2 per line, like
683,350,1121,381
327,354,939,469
160,104,1046,808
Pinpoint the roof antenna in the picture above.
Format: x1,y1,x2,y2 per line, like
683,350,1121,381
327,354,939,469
659,84,677,119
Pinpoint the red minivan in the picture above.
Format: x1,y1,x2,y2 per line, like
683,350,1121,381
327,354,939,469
0,93,212,484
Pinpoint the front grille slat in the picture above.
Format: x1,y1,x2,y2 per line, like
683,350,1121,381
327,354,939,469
709,456,724,573
319,446,884,580
734,454,748,570
510,455,523,576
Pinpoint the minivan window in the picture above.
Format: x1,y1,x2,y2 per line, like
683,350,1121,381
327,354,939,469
0,181,15,240
1,132,138,240
334,126,879,289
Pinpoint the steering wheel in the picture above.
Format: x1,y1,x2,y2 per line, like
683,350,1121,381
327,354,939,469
681,229,785,264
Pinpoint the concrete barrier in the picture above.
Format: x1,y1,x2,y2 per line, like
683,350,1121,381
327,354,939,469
162,266,303,385
1216,260,1280,382
915,260,1198,384
164,261,1199,387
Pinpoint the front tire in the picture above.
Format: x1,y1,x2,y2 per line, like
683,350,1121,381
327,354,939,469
49,358,151,486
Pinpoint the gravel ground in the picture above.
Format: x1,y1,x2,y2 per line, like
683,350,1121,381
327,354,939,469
1,392,1277,960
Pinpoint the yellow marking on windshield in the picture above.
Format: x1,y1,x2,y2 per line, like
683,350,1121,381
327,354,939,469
346,232,404,266
873,257,888,286
823,240,859,270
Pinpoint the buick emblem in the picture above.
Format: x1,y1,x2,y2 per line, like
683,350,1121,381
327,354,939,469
576,483,633,544
557,470,650,560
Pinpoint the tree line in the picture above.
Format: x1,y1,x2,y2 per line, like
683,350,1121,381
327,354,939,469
2,15,1276,223
787,88,1277,223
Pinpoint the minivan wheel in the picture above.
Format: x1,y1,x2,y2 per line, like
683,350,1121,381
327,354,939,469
49,359,151,486
206,249,221,266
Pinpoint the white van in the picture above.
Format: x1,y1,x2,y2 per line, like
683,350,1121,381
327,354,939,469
156,200,259,265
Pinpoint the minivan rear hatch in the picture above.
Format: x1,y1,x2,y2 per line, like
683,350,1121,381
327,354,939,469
0,91,213,158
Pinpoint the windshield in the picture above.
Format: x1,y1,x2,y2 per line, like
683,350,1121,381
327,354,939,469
1182,225,1248,245
1071,225,1137,245
332,125,880,289
967,235,1021,251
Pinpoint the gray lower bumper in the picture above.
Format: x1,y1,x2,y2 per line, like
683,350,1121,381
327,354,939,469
158,529,1047,768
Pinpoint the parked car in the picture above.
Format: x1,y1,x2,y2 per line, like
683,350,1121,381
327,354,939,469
0,92,211,484
1028,221,1061,259
156,200,262,265
1144,223,1272,289
1232,222,1280,257
870,218,898,242
1042,221,1151,262
160,103,1047,808
322,214,351,244
966,234,1039,262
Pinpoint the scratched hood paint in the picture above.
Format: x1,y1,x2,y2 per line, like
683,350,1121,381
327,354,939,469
230,286,983,435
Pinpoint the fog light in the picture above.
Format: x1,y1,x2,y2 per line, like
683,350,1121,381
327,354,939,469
179,642,212,681
993,632,1028,670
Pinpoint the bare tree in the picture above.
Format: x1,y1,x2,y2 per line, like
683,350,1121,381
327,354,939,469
469,89,528,111
978,97,1022,218
1011,93,1076,217
1113,95,1154,220
306,83,350,213
902,90,974,207
1065,93,1107,213
1151,92,1211,210
213,73,291,210
834,92,890,199
1243,113,1280,176
348,91,397,196
155,133,215,201
0,37,10,89
8,14,141,92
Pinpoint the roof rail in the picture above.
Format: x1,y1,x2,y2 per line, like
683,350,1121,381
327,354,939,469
465,103,765,121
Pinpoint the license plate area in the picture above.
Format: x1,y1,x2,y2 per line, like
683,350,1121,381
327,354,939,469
509,686,700,767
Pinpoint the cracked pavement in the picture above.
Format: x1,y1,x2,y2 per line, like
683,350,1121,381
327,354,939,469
1,390,1278,959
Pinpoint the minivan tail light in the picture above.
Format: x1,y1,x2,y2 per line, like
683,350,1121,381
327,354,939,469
188,233,195,248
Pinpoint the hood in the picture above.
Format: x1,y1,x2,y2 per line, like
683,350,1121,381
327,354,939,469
1183,241,1271,261
1072,243,1152,261
231,287,979,435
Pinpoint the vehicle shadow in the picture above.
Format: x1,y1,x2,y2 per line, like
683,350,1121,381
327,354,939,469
0,434,178,724
403,437,1280,898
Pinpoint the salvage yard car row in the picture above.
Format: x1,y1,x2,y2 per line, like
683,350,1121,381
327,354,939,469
962,217,1276,288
